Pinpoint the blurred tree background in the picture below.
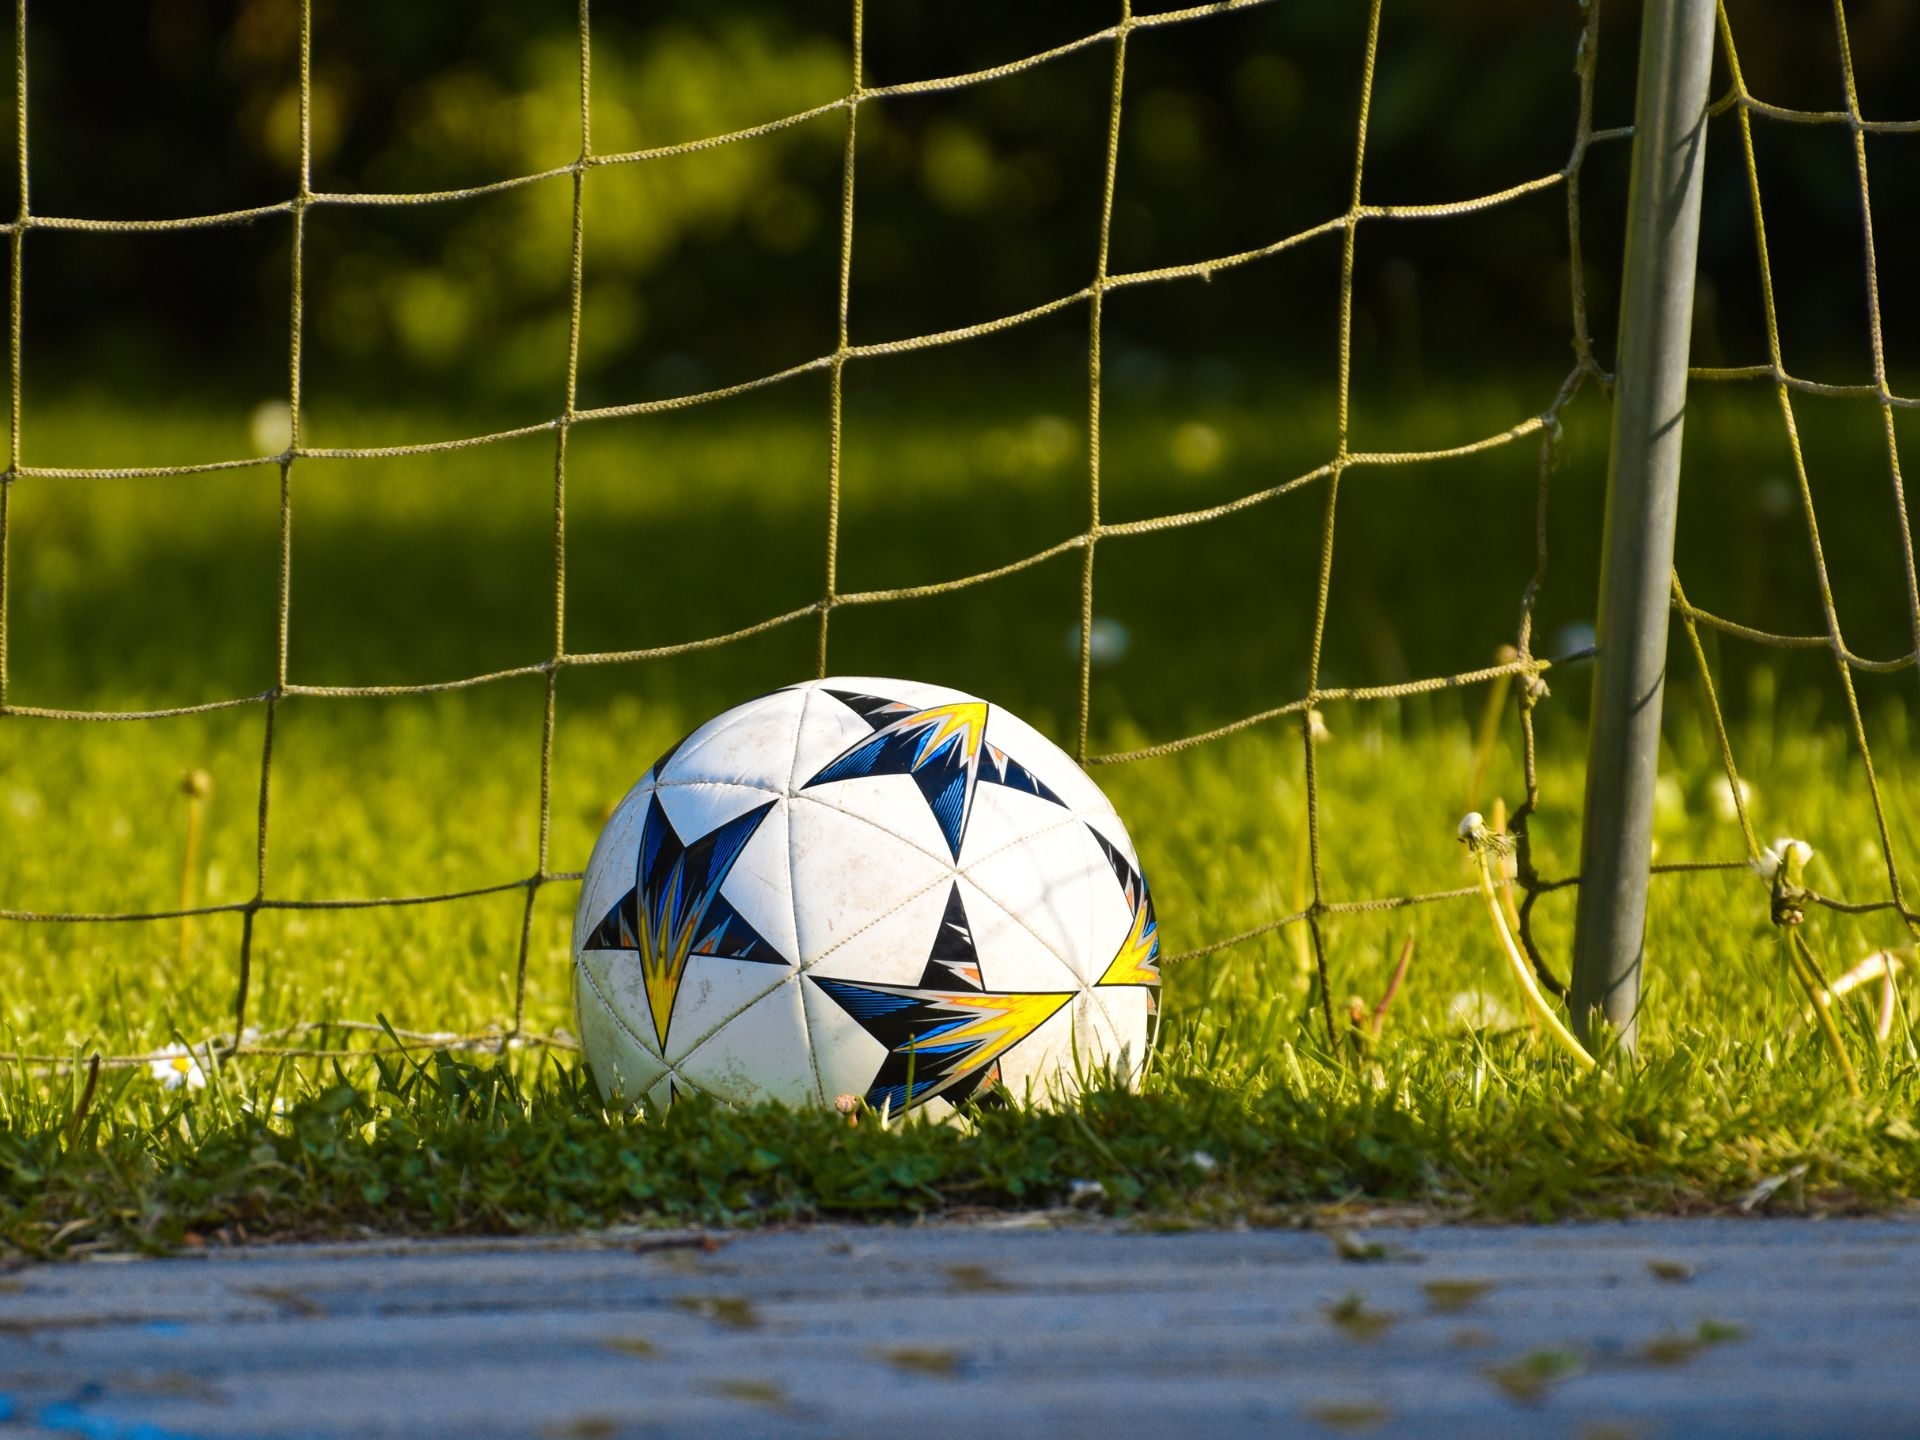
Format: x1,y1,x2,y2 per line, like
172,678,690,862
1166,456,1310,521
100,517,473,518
13,0,1916,418
4,0,1918,733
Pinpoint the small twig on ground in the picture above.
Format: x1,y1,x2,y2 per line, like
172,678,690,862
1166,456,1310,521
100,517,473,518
1350,934,1416,1050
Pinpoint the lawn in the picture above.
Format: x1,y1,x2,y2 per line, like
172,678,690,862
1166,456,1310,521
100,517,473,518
3,372,1917,1254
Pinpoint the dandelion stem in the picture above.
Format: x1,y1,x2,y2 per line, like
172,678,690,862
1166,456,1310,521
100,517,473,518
1489,798,1524,939
1786,929,1861,1099
1469,841,1595,1071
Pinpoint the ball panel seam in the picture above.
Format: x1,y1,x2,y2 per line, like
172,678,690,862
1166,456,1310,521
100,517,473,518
660,695,801,781
660,964,796,1068
572,952,663,1067
951,874,1085,991
669,973,813,1079
798,811,1087,973
791,789,955,873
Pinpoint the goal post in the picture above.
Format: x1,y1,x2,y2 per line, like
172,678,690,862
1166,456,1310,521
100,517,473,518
1569,0,1719,1054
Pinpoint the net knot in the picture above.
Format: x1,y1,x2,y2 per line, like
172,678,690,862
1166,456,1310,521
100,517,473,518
1756,837,1813,927
1506,645,1550,705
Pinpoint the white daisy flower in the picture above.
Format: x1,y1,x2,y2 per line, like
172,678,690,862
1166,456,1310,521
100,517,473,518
148,1043,207,1092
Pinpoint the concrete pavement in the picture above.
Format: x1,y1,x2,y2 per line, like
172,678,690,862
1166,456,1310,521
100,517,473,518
2,1216,1917,1438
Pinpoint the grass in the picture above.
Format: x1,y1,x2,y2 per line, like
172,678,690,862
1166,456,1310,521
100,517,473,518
3,373,1918,1255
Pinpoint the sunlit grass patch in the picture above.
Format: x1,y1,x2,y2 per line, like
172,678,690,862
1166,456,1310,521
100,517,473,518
3,386,1918,1250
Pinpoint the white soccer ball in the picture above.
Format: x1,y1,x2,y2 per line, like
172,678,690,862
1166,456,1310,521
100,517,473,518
572,676,1162,1117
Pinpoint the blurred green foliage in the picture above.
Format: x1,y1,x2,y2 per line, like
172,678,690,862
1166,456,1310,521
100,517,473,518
11,0,1916,418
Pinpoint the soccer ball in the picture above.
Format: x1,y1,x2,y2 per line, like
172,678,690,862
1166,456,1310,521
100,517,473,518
572,676,1161,1117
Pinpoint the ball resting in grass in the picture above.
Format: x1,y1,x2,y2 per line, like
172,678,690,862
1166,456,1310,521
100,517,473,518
572,677,1162,1117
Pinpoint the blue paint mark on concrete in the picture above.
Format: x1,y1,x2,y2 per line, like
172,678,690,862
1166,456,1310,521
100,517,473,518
33,1402,115,1438
33,1399,208,1440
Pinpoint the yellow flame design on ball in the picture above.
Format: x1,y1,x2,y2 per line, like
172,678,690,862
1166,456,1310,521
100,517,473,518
900,988,1073,1074
905,701,987,771
1097,896,1160,988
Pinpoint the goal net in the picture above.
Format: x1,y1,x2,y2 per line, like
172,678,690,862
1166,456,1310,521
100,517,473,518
0,0,1911,1072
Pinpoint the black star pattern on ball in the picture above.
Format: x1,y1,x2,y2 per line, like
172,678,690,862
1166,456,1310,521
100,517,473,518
582,793,787,1052
810,883,1072,1116
803,688,1065,860
1087,823,1162,1055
